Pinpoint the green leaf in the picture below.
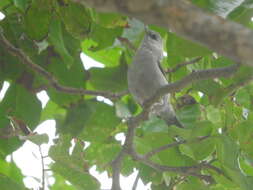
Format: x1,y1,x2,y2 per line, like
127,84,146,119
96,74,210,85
60,102,92,136
24,0,51,40
85,142,121,170
0,0,11,10
46,57,85,105
59,2,92,39
12,0,28,12
239,157,253,176
0,174,26,190
48,19,74,66
206,105,222,124
96,12,127,28
177,176,208,190
51,163,100,190
82,39,123,67
90,24,123,50
193,79,224,105
79,100,121,142
0,159,25,187
177,104,201,128
24,133,49,145
167,32,211,58
235,88,251,109
180,137,215,160
51,174,76,190
135,133,195,167
0,84,42,128
40,100,66,122
216,136,253,190
115,101,132,118
141,116,168,133
49,135,100,190
87,60,127,92
138,163,162,185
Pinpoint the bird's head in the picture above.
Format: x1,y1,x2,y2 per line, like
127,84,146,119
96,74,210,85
143,27,163,57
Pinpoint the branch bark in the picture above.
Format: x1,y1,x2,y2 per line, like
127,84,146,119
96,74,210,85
143,64,239,109
75,0,253,67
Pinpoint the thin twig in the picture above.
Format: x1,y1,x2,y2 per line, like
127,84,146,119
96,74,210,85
38,146,45,190
132,171,140,190
166,56,202,73
0,32,127,99
144,136,209,159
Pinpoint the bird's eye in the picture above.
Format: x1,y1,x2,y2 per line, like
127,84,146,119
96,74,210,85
150,33,158,40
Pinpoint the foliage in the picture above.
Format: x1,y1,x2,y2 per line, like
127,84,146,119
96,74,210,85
0,0,253,189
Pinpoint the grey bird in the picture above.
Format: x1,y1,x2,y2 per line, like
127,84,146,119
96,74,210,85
127,28,182,127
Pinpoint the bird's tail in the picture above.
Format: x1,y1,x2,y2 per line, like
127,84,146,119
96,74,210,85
157,102,184,128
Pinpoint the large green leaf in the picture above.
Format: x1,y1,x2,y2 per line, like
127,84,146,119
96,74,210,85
0,174,26,190
95,12,127,28
85,141,121,171
0,0,11,10
87,58,127,92
135,133,195,167
40,100,66,122
46,57,86,106
177,104,201,128
216,136,253,190
177,176,208,190
49,135,100,190
59,2,92,39
24,0,52,40
59,102,92,136
0,159,25,187
90,24,123,51
79,100,121,142
48,19,74,66
0,84,41,128
82,39,123,67
167,32,211,59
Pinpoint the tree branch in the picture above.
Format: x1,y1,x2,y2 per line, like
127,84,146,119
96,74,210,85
110,106,226,189
166,57,202,73
111,150,126,190
0,32,127,99
143,64,240,109
76,0,253,67
143,136,209,159
132,172,140,190
38,146,45,190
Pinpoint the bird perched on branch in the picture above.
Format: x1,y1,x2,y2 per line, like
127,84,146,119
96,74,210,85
127,28,183,127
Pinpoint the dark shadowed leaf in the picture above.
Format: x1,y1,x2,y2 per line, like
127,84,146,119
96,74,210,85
0,174,26,190
24,0,52,40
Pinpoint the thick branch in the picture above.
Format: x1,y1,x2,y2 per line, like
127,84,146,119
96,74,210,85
144,64,239,109
111,150,126,190
76,0,253,67
111,107,225,189
0,32,126,99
